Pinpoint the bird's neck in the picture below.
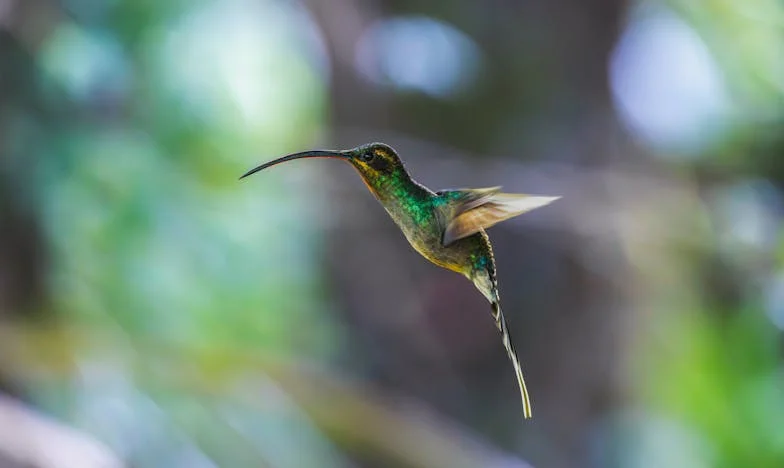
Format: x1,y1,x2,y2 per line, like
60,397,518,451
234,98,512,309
367,169,434,227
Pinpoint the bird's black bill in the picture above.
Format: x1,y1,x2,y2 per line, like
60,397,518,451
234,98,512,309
239,150,348,180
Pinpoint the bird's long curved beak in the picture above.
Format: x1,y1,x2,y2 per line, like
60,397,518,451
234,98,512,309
239,150,348,180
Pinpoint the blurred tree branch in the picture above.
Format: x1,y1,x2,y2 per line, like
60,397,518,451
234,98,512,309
0,394,123,468
0,322,534,468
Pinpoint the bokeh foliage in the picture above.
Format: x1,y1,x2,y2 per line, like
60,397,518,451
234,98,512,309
0,0,783,467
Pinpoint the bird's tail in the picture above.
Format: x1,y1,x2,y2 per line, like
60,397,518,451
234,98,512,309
491,301,533,419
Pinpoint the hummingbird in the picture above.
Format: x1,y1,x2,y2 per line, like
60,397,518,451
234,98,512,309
240,142,559,418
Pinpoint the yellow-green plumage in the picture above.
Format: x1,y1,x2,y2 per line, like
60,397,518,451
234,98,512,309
240,142,560,419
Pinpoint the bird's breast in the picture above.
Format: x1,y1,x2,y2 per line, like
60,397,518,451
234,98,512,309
397,216,480,276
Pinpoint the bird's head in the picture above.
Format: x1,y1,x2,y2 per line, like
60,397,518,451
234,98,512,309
240,142,406,188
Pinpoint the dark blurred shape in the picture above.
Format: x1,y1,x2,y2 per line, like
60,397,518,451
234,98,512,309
0,179,46,318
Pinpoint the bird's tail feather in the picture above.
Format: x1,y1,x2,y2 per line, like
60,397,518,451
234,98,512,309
491,301,533,419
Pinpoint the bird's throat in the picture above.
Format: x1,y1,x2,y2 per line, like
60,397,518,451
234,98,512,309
362,172,436,234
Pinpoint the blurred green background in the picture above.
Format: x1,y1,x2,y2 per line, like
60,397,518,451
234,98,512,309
0,0,783,467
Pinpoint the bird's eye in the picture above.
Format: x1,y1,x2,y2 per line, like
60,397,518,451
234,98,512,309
359,151,375,162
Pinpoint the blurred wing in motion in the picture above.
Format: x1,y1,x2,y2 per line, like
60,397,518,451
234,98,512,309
441,190,560,245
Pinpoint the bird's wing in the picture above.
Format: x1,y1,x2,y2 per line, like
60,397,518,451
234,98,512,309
436,186,502,214
437,188,560,246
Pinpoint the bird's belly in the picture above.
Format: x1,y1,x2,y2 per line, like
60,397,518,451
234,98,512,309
402,226,483,276
382,202,490,276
